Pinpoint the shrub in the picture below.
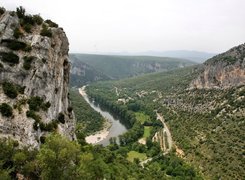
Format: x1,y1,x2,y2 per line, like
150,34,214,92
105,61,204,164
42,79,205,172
0,7,5,15
0,52,19,65
41,101,51,111
26,110,41,122
58,113,65,124
1,39,30,51
23,56,34,70
28,96,44,111
10,11,15,16
13,28,23,39
16,6,25,18
40,136,46,144
0,62,3,68
33,15,43,25
0,103,13,117
42,58,47,63
23,23,32,33
45,19,58,28
15,85,25,94
68,106,73,113
40,24,52,37
2,82,18,99
40,120,58,132
22,15,35,25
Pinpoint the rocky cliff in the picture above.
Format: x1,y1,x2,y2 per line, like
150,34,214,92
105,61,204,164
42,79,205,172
0,9,75,147
190,43,245,89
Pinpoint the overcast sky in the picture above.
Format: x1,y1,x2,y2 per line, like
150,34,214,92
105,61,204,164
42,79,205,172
1,0,245,54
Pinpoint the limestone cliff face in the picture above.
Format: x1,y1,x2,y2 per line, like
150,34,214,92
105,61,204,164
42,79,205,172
0,11,75,147
190,43,245,89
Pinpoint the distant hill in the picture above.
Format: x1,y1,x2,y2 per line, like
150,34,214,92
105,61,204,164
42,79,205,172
96,50,216,63
69,53,196,87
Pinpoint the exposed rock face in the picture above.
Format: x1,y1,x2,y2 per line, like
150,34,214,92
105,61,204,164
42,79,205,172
70,58,110,87
190,43,245,89
0,11,75,147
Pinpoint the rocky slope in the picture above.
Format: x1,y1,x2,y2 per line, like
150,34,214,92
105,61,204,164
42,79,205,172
190,43,245,89
0,9,75,147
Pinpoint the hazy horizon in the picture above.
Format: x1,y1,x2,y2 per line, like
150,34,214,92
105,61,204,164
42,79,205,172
1,0,245,54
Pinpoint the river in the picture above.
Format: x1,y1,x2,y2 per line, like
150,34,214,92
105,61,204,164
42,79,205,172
79,86,128,146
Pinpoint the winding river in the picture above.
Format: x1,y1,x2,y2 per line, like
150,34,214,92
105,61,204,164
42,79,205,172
79,86,128,146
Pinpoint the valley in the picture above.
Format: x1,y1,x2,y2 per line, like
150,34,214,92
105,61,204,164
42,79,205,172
81,43,244,179
0,4,244,180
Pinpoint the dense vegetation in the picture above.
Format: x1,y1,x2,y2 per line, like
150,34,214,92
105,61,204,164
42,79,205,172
69,53,196,86
0,103,13,117
0,133,200,179
69,89,104,135
1,81,25,99
86,64,244,179
0,52,19,65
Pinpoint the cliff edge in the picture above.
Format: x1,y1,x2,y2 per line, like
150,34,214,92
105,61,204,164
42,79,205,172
0,8,75,147
190,43,245,89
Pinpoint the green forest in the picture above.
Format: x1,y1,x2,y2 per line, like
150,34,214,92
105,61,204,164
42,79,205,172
85,65,244,179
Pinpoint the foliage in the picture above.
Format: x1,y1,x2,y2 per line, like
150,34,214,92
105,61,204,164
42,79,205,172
0,7,5,15
33,14,43,25
13,27,23,39
0,103,13,117
16,6,25,18
37,134,80,179
2,81,18,98
23,56,34,70
69,53,196,87
28,96,44,111
0,52,19,65
57,112,65,124
40,24,52,37
45,19,58,27
1,39,31,51
127,151,147,162
0,132,201,179
69,89,104,135
26,110,41,122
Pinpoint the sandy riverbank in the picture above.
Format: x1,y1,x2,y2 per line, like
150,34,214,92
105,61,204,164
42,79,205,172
85,120,111,144
78,86,111,144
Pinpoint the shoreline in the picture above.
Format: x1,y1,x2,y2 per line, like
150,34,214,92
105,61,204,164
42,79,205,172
78,86,111,144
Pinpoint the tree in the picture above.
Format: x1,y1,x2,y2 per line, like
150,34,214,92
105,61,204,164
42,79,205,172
37,134,81,180
16,6,25,18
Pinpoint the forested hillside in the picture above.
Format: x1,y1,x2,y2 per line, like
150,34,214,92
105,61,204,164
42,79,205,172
69,53,196,86
86,44,245,179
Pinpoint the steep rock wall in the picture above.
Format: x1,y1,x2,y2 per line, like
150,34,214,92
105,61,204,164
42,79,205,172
190,43,245,89
0,11,75,147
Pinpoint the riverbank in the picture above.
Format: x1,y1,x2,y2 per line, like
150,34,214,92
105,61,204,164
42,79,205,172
85,119,112,144
78,86,112,144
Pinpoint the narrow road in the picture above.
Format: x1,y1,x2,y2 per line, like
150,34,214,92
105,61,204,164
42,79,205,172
140,112,173,167
156,113,173,154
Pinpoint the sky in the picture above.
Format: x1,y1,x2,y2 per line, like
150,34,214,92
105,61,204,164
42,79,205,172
1,0,245,54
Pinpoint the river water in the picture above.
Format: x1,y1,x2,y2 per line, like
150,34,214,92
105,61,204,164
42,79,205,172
81,88,128,146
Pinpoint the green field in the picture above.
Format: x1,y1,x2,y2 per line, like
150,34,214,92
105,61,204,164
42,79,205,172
127,151,147,162
143,126,152,138
135,112,151,124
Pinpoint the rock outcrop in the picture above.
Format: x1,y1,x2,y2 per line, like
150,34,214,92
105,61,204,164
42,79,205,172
0,10,75,147
190,43,245,89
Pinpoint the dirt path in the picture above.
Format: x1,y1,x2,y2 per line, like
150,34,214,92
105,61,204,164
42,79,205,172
157,113,173,154
140,112,174,167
